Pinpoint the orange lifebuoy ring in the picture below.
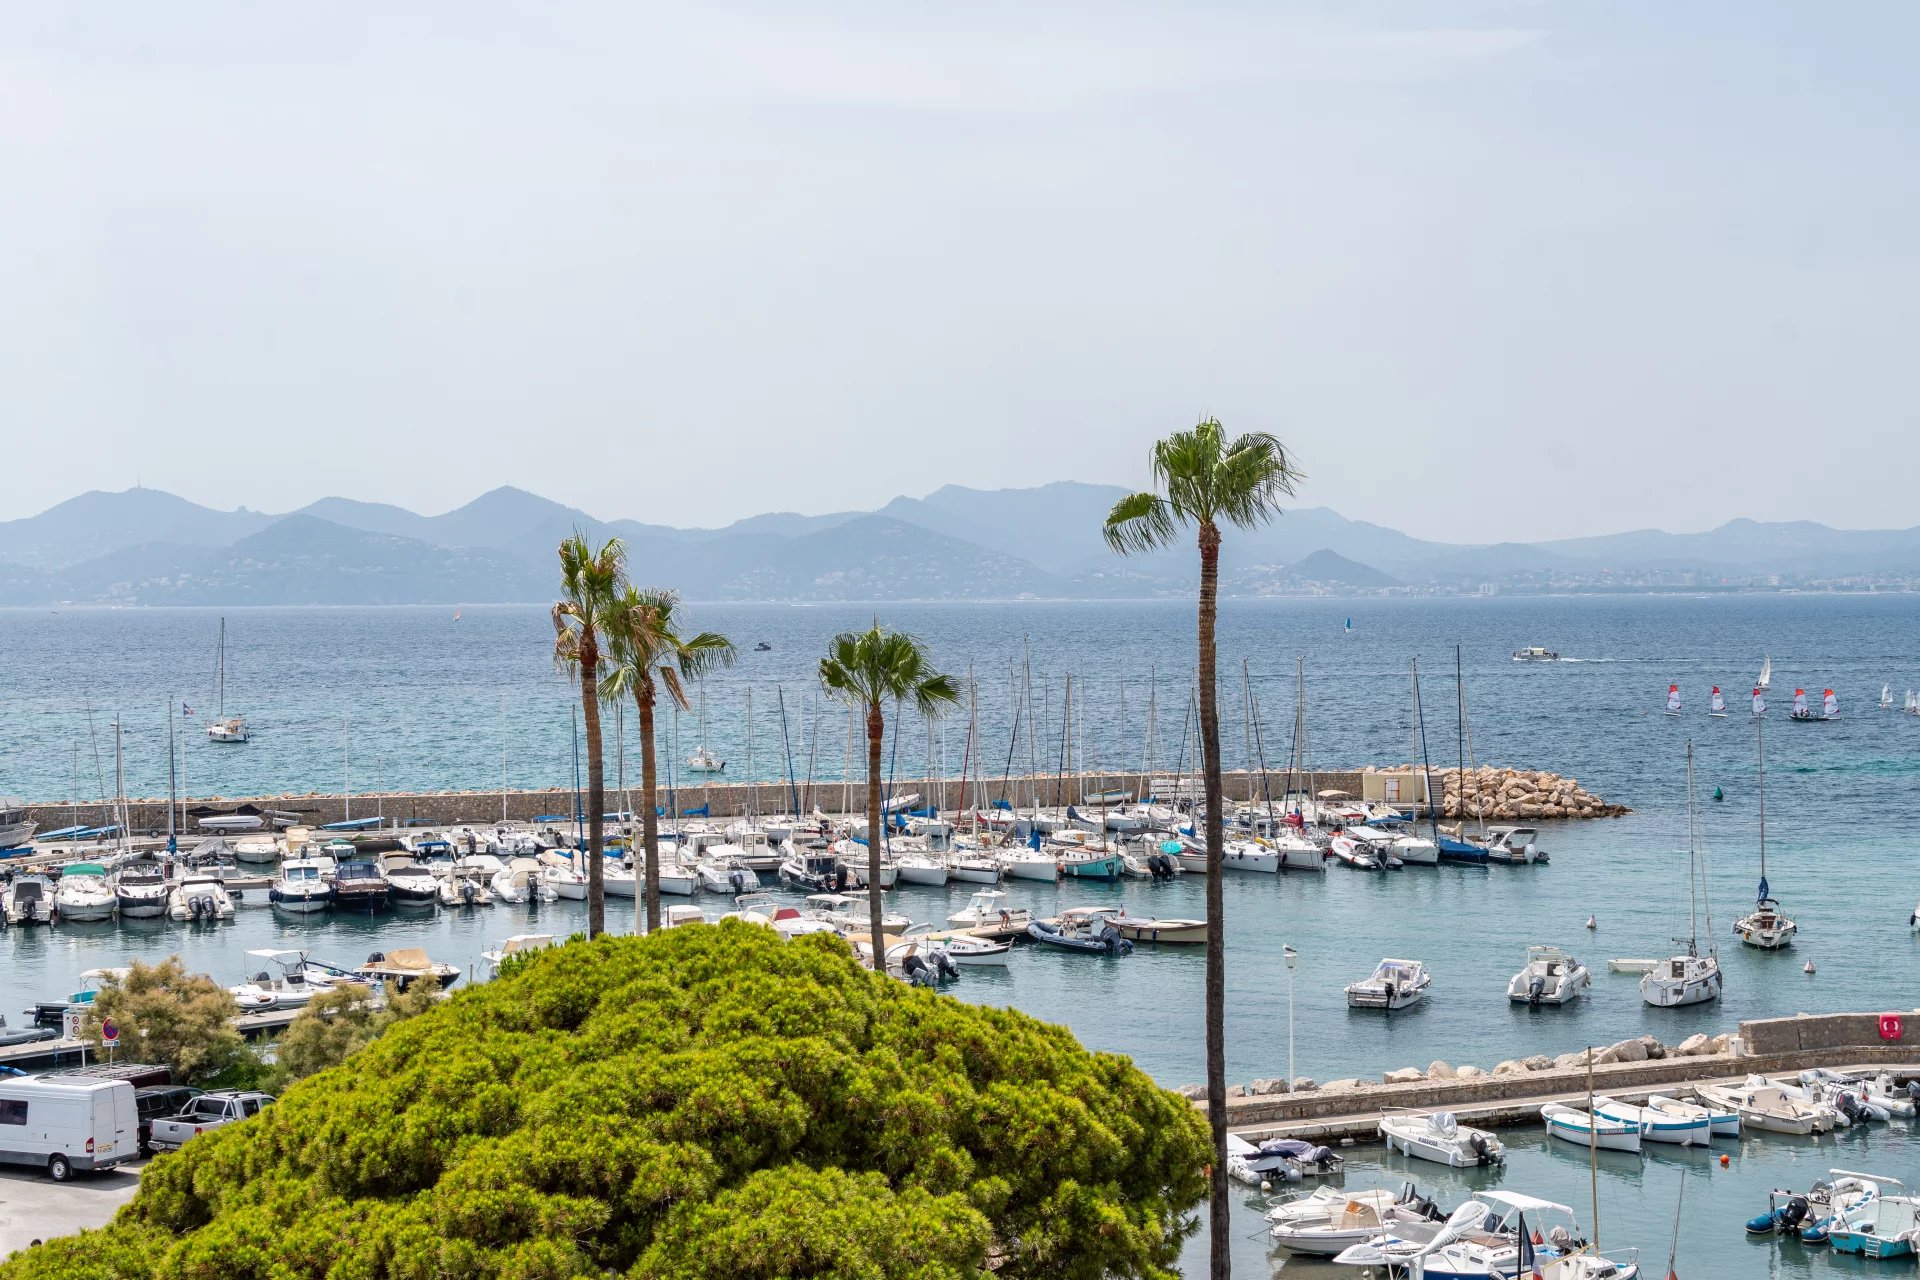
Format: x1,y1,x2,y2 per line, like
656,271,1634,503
1881,1013,1904,1041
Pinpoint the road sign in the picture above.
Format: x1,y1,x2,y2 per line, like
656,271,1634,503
101,1017,119,1044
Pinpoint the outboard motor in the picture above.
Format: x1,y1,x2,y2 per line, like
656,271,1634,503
1748,1195,1811,1236
832,867,849,893
730,870,747,895
1098,926,1133,956
461,879,477,905
931,949,959,982
901,953,937,988
1468,1133,1494,1166
1527,976,1547,1007
1835,1092,1869,1126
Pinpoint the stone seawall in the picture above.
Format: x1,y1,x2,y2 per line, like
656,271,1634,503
23,765,1626,836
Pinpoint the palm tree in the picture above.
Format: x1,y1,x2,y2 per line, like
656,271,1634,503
818,625,959,966
552,532,627,938
1103,417,1301,1280
603,586,736,933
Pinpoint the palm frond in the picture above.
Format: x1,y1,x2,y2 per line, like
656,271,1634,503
1103,491,1178,555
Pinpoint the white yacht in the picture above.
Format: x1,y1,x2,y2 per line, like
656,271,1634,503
1507,946,1591,1005
1346,958,1431,1011
113,861,172,919
696,850,760,895
53,864,117,922
385,862,441,906
229,949,345,1010
490,859,557,904
894,852,950,887
231,835,282,865
167,874,236,922
1376,1109,1504,1166
268,858,333,913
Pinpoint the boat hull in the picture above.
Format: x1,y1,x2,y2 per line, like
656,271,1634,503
268,888,331,913
1114,919,1207,945
897,865,950,887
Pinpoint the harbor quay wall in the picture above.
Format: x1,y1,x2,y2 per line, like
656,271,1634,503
1222,1011,1919,1133
23,765,1626,836
27,769,1377,834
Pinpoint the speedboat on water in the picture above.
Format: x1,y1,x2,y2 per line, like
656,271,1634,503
1346,958,1430,1011
1266,1182,1443,1254
3,873,54,926
1507,946,1590,1005
385,863,441,906
229,948,345,1010
1484,826,1545,864
947,889,1029,932
1377,1109,1504,1167
167,874,236,922
1225,1133,1343,1189
52,864,117,922
1028,906,1131,956
1333,1190,1637,1278
1695,1078,1830,1135
696,850,761,895
1748,1171,1891,1246
113,860,172,919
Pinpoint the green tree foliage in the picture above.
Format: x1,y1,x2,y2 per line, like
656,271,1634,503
274,978,440,1083
3,926,1207,1280
83,957,244,1084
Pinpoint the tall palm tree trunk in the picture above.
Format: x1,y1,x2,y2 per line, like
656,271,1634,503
637,687,661,933
866,701,885,968
581,654,606,938
1196,519,1229,1279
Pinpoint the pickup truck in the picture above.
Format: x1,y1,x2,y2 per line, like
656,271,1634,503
146,1090,274,1152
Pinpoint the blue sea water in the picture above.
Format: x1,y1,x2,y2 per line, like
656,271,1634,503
4,595,1919,1277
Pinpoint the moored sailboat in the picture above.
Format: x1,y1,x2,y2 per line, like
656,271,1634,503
1641,741,1722,1008
206,617,250,743
1735,715,1796,950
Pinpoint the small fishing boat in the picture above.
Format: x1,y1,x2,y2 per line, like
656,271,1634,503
357,946,460,990
779,848,848,892
1829,1189,1920,1258
1513,647,1561,661
1028,906,1132,955
1592,1096,1709,1146
1107,911,1207,944
1377,1108,1504,1166
166,873,236,922
1696,1078,1830,1135
52,864,117,922
1507,945,1590,1005
438,870,491,907
1345,958,1431,1011
1542,1102,1643,1152
1643,1093,1739,1137
1057,845,1124,881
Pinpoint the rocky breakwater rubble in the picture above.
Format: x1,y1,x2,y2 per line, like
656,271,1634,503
1362,764,1630,820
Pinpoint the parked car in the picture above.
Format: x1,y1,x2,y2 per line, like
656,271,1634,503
146,1090,274,1153
133,1085,202,1155
0,1075,139,1180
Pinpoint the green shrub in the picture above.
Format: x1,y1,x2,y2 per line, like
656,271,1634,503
2,923,1206,1280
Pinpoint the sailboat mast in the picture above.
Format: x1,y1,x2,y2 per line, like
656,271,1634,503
1685,741,1699,947
166,697,177,845
217,617,225,719
1756,714,1767,887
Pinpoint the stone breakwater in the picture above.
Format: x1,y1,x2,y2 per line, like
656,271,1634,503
1363,764,1629,819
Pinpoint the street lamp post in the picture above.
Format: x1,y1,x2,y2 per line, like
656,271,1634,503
1283,945,1298,1085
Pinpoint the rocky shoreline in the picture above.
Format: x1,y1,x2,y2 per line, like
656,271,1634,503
1362,764,1629,820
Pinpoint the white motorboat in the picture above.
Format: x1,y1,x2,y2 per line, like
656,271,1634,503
723,892,837,938
1485,825,1545,864
658,904,708,929
1643,1093,1739,1137
198,812,266,832
1327,834,1381,870
1333,1191,1634,1279
1513,646,1561,661
1346,958,1431,1011
540,862,588,901
1765,1074,1854,1128
113,861,172,919
438,871,492,907
478,933,557,978
1507,945,1591,1005
386,863,441,906
947,889,1030,933
231,835,281,865
1592,1096,1708,1146
0,799,38,851
491,860,558,905
894,852,950,886
805,892,907,935
52,864,117,922
1695,1078,1830,1135
3,873,55,926
695,849,761,895
229,949,342,1010
1377,1109,1504,1166
900,925,1012,967
268,858,332,913
167,874,236,922
1267,1182,1450,1256
1108,911,1207,945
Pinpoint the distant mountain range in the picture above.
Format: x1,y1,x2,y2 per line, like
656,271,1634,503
3,484,1918,605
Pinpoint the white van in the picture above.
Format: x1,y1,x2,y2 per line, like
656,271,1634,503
0,1075,139,1179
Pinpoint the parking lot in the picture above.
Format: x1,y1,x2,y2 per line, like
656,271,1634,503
0,1160,143,1259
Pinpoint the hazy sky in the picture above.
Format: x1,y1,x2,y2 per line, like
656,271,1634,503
4,2,1915,541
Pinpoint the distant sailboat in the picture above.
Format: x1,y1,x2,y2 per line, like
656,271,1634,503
1880,684,1893,710
1708,687,1727,717
1790,688,1812,722
1822,688,1839,720
1665,684,1682,717
1751,687,1767,717
686,682,726,773
1344,617,1353,635
207,617,250,744
1757,655,1771,690
1908,690,1919,717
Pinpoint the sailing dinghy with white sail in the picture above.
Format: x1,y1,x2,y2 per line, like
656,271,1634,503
1758,655,1771,689
1882,685,1895,710
1665,684,1682,716
1709,687,1727,717
1752,688,1768,717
